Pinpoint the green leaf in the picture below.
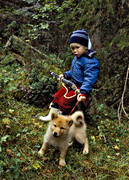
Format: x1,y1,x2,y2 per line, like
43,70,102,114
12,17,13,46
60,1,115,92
1,135,10,143
32,161,41,170
2,118,11,125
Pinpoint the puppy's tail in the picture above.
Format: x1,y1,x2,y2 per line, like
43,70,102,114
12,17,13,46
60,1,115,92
71,111,85,127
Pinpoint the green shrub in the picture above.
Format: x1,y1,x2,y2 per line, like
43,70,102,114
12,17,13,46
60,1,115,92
0,53,65,107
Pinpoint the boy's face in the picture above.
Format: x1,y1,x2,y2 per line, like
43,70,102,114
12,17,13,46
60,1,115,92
70,43,87,58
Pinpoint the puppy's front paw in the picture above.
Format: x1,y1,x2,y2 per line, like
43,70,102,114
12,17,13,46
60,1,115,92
59,159,66,166
38,149,45,156
83,148,89,155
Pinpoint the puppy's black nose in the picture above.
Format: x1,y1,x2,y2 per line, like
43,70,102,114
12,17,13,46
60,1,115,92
53,132,58,137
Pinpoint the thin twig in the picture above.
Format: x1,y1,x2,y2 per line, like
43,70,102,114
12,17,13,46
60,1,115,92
118,66,129,126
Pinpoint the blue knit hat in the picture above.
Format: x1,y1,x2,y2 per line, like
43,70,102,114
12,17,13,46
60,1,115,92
69,29,89,47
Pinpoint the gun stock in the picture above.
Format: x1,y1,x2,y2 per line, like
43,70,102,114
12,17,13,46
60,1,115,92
50,72,79,94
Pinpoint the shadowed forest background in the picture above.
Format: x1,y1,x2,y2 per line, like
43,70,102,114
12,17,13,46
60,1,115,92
0,0,129,179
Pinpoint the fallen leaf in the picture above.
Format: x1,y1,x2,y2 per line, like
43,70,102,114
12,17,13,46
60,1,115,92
6,149,12,156
114,145,120,150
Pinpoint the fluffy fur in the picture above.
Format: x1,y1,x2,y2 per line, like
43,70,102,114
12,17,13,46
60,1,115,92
38,111,89,166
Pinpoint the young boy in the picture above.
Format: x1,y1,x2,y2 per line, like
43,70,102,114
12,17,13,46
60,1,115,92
39,29,100,121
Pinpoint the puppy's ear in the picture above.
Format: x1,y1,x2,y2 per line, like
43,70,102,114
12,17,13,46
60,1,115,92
68,119,73,127
51,113,58,120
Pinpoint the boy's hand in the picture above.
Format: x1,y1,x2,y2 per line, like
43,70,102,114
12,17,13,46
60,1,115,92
77,94,86,102
57,74,64,82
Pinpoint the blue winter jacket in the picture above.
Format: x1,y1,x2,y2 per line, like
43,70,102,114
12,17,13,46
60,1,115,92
64,51,100,95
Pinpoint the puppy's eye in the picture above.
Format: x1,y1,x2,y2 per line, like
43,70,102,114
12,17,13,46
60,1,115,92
54,124,56,127
60,127,65,130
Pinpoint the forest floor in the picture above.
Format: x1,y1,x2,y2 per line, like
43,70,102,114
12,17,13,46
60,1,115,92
0,96,128,180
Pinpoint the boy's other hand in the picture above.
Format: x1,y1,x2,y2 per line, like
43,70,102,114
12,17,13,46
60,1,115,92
77,94,86,102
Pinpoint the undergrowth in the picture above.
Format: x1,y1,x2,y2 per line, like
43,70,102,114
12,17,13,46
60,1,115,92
0,95,128,180
0,52,65,107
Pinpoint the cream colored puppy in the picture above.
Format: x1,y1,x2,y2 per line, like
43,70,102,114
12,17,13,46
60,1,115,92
38,111,89,166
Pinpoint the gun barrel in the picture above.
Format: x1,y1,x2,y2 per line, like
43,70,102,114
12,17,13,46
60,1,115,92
50,72,59,79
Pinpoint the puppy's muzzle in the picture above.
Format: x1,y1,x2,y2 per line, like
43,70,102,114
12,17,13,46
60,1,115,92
53,132,59,137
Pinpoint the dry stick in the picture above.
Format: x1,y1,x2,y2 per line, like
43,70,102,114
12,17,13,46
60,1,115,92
118,66,129,126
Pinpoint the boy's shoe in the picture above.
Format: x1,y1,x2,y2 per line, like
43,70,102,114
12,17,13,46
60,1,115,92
39,108,62,122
